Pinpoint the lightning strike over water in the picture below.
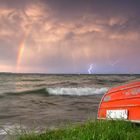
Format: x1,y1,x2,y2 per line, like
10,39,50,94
88,64,94,74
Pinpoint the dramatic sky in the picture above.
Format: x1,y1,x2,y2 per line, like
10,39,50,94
0,0,140,74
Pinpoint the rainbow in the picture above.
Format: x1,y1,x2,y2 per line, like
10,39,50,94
16,33,28,72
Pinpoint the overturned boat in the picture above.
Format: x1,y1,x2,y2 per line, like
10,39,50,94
98,81,140,123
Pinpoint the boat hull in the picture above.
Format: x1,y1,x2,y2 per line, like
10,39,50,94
97,81,140,123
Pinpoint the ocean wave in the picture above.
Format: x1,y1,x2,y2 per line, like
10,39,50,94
4,88,48,96
2,87,109,97
46,87,109,96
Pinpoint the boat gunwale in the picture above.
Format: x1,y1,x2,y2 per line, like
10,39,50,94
107,85,140,95
102,96,140,103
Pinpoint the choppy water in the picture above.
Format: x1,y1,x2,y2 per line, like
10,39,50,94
0,74,139,95
0,74,139,137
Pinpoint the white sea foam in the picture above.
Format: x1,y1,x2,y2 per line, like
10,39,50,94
0,124,26,135
47,87,109,96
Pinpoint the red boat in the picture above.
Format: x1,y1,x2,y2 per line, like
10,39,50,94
98,81,140,123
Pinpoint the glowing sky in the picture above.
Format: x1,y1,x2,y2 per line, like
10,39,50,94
0,0,140,74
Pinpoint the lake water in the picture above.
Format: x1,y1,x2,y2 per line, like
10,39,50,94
0,74,139,136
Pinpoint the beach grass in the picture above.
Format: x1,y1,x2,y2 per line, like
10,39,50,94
13,120,140,140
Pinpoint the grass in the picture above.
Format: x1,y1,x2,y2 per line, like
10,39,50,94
12,120,140,140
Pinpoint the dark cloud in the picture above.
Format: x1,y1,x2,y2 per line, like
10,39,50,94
0,0,140,73
42,0,140,19
0,0,35,9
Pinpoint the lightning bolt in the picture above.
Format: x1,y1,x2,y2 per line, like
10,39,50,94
88,64,94,74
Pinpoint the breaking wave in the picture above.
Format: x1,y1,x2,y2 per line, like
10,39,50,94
2,87,109,97
46,87,109,96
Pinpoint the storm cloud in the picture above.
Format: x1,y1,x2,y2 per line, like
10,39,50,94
0,0,140,73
